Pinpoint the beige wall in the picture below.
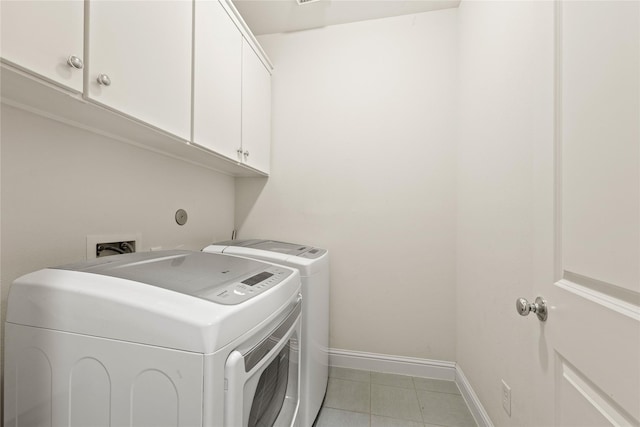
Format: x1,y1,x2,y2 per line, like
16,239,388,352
236,9,459,361
0,105,235,349
456,1,554,425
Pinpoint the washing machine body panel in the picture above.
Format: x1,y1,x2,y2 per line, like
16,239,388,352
4,323,204,427
203,240,329,427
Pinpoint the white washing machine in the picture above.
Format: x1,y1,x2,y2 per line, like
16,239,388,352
203,240,329,427
4,250,302,427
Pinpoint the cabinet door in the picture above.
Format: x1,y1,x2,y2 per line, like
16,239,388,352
0,1,84,92
193,0,242,161
87,0,192,140
241,39,272,174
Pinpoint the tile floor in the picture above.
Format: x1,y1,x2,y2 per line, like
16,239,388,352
313,367,477,427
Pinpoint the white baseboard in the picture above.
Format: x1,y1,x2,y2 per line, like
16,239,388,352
329,348,456,381
455,365,494,427
328,348,493,427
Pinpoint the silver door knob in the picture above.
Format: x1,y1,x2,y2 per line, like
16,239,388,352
516,296,548,321
96,73,111,86
67,55,84,70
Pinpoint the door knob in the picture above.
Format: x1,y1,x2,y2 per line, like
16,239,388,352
516,296,548,321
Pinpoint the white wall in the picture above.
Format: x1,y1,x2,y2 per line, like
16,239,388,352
236,9,458,361
0,105,235,347
456,1,554,425
0,3,570,423
0,101,2,390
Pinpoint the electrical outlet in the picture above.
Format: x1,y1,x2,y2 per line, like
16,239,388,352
501,379,512,416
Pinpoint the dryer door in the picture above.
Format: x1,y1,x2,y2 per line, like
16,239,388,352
225,298,301,427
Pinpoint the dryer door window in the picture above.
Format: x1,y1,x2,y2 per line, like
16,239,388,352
248,343,290,427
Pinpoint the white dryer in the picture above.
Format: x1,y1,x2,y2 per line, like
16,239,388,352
203,240,329,427
4,250,302,427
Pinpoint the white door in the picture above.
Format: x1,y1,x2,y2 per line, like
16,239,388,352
241,39,272,174
532,1,639,425
0,1,84,92
86,0,192,140
193,0,242,161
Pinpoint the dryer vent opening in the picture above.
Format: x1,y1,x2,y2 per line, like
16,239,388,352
96,241,136,257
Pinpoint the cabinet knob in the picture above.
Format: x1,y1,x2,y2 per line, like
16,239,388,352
96,73,111,86
244,150,250,158
67,55,84,70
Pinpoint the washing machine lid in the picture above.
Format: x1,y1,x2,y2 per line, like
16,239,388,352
215,239,326,258
205,240,328,276
56,250,293,305
6,250,301,353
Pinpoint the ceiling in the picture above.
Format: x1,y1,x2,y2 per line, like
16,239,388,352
232,0,461,36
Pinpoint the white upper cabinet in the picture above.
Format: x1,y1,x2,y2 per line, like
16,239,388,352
86,0,192,140
1,0,271,176
193,0,242,161
0,1,84,92
194,2,272,174
241,39,272,174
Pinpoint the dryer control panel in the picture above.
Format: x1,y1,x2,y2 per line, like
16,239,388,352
204,266,293,305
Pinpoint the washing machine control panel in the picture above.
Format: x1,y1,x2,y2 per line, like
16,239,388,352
206,266,293,305
297,247,327,259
